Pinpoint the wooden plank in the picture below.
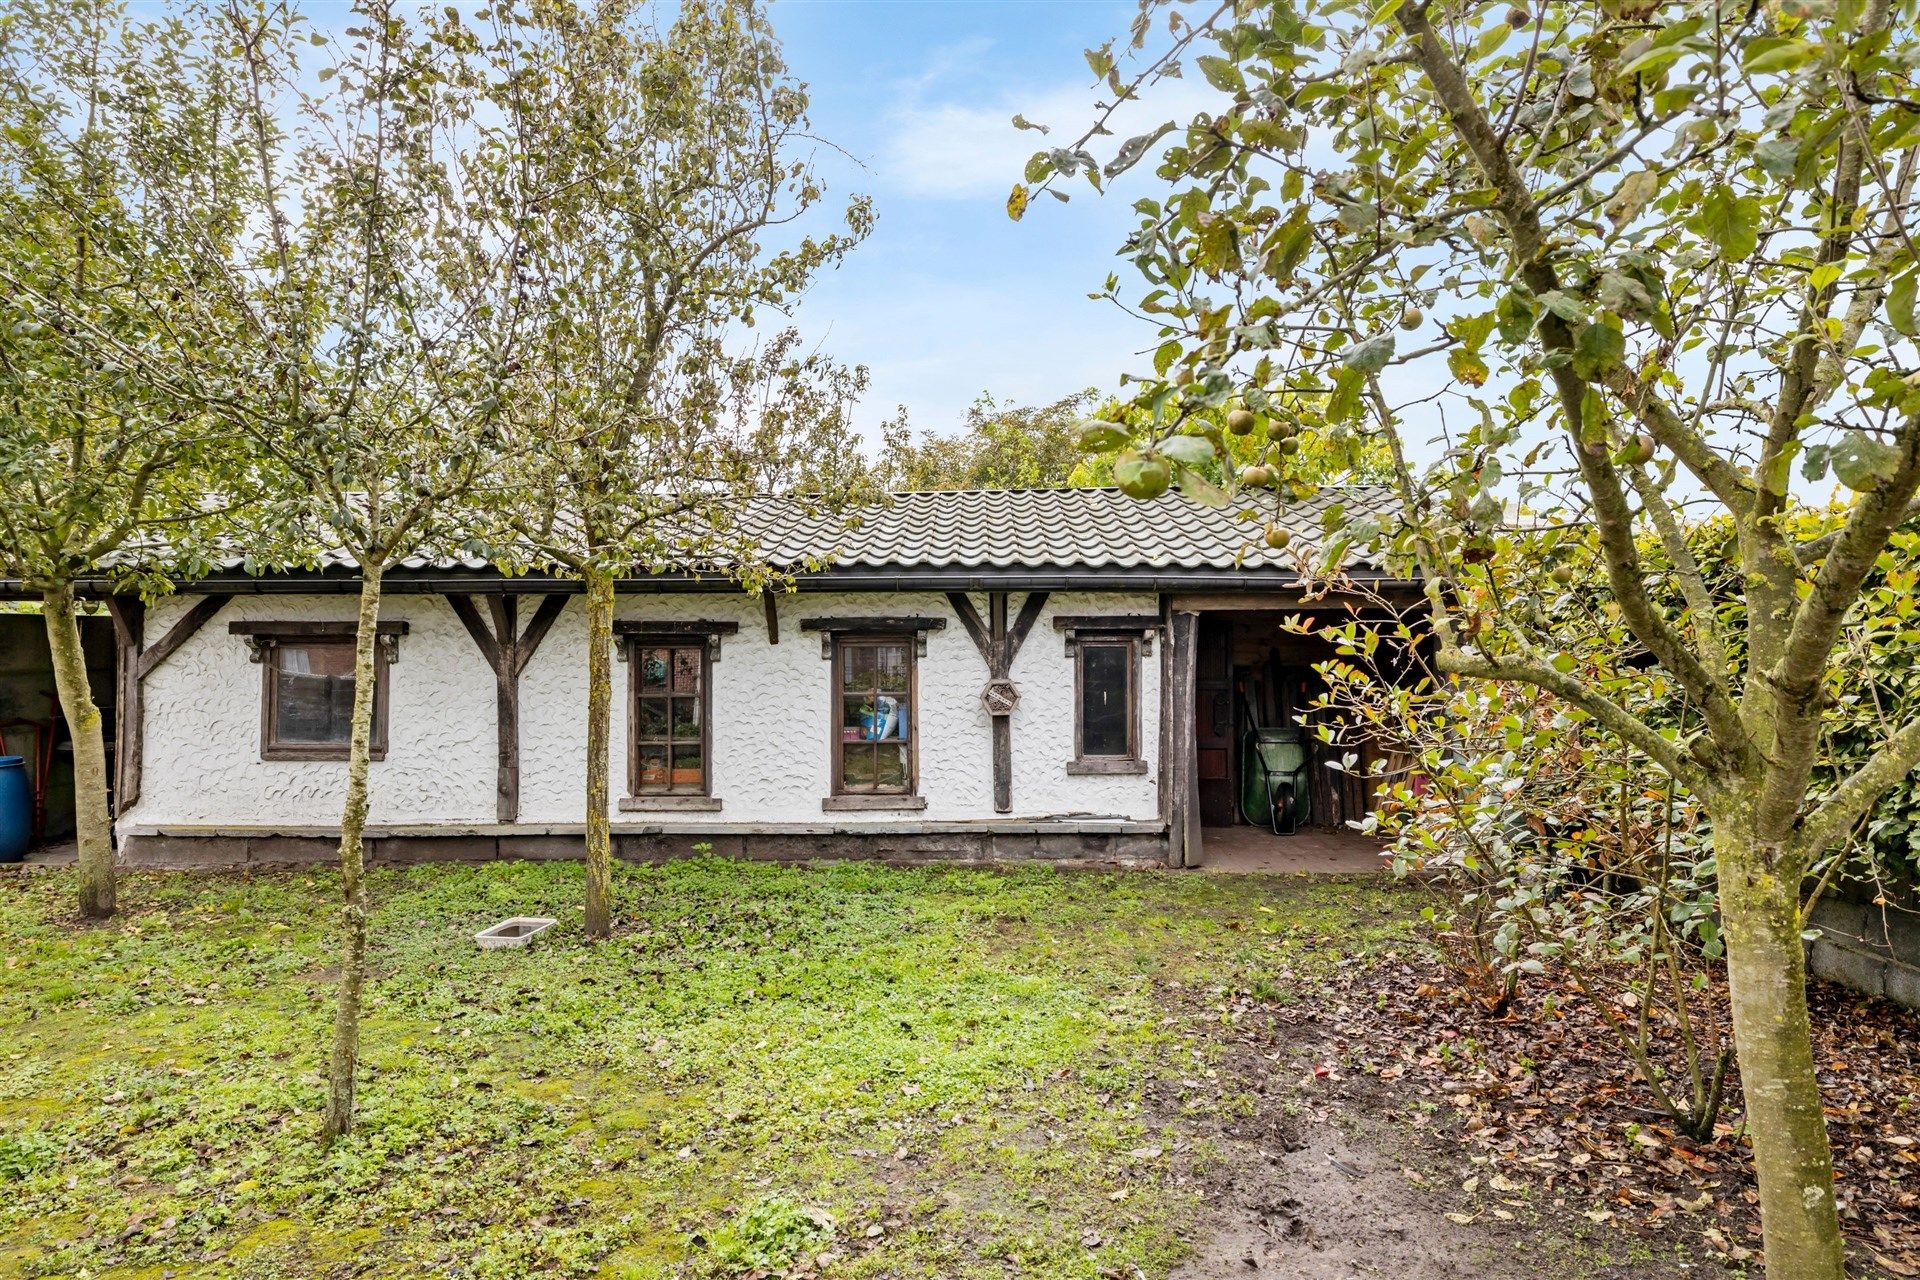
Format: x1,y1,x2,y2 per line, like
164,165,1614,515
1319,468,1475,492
991,715,1013,814
227,619,407,641
1050,614,1162,632
763,592,780,645
138,594,232,680
988,592,1011,813
612,619,742,635
104,597,144,813
486,595,518,662
1166,610,1201,868
494,666,518,824
797,616,946,633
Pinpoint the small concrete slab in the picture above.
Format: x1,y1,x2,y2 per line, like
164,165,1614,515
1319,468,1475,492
474,916,556,949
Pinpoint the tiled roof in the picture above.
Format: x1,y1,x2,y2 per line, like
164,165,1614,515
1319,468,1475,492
746,485,1401,573
190,485,1402,578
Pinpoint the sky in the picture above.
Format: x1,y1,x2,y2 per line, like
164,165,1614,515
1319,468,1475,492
759,0,1199,449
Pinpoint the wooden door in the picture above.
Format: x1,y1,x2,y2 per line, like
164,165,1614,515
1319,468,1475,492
1195,618,1236,826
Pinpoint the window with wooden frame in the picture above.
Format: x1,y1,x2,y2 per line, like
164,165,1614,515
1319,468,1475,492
230,621,401,762
832,635,916,797
627,639,711,797
1070,632,1144,774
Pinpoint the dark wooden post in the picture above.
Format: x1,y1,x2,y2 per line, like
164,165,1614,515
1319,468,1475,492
104,597,143,814
1164,609,1202,868
103,594,231,816
450,593,568,823
947,590,1049,814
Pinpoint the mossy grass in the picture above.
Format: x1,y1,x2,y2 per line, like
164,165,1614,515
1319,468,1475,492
0,859,1413,1278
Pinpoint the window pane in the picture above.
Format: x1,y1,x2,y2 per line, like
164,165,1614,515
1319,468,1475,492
842,644,876,693
873,693,907,741
671,696,700,740
671,744,702,789
844,692,907,741
638,744,669,789
875,743,908,790
842,743,875,789
273,644,356,745
672,648,701,693
638,698,668,739
874,642,909,691
1081,642,1131,757
639,648,670,692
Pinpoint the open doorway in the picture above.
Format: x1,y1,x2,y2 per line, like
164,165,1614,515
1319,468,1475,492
0,610,117,854
1189,607,1420,871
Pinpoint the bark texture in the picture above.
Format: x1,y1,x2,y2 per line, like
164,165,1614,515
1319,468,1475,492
42,581,115,919
1718,827,1848,1279
321,562,384,1144
583,567,615,940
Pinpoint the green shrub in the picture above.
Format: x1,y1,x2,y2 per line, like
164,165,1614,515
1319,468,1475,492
0,1132,56,1183
702,1196,834,1274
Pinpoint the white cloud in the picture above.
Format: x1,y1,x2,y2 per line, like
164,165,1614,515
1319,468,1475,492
882,62,1218,200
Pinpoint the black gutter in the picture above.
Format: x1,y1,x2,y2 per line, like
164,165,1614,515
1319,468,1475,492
2,564,1412,600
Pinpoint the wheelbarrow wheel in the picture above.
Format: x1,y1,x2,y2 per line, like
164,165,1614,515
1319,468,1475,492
1267,779,1296,836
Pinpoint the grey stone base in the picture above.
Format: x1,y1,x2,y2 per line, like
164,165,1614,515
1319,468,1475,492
116,824,1170,871
1807,896,1920,1009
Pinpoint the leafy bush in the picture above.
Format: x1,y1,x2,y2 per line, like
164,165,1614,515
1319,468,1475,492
702,1196,835,1275
0,1131,56,1183
1310,613,1733,1139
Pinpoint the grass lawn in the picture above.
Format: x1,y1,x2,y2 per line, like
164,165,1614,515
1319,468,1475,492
0,859,1419,1279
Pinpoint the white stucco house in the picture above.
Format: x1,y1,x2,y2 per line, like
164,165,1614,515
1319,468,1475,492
37,487,1415,869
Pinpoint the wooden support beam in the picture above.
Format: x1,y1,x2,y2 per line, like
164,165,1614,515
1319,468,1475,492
450,593,569,823
763,592,780,645
105,594,231,815
105,598,143,815
1165,610,1202,868
945,591,1049,814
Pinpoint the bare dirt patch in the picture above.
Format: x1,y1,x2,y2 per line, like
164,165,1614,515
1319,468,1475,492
1149,938,1920,1280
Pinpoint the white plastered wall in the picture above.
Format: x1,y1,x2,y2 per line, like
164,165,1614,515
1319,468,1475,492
125,589,1162,829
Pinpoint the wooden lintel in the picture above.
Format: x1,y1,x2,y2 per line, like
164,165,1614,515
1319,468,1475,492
611,620,742,635
800,615,947,659
796,616,946,633
227,619,409,641
1050,614,1163,632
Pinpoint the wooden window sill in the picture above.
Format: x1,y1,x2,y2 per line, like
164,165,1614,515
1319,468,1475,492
262,747,388,763
822,794,927,812
1067,758,1148,776
620,795,722,812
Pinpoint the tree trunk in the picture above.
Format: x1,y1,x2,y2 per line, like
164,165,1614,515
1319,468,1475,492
42,581,115,919
321,561,384,1144
583,566,615,940
1717,824,1848,1280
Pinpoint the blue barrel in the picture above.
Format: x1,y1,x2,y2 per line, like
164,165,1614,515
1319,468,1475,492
0,757,30,861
